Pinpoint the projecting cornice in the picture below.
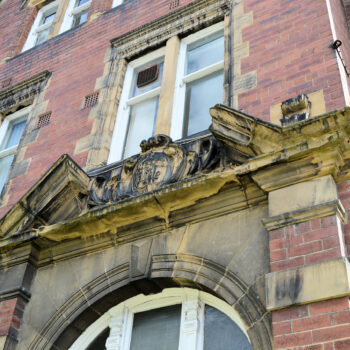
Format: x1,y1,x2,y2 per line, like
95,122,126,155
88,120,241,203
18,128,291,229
1,105,350,256
111,0,230,59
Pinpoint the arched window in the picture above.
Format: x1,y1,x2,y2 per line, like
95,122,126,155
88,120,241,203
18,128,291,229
69,288,252,350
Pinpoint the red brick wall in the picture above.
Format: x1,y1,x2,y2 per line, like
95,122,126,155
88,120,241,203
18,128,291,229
240,0,347,120
0,298,24,340
273,297,350,349
0,0,36,59
269,216,345,272
269,210,349,349
0,0,195,218
342,0,350,25
330,0,350,104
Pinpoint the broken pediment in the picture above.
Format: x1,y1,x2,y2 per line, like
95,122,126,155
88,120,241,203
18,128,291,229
2,105,350,249
0,154,90,239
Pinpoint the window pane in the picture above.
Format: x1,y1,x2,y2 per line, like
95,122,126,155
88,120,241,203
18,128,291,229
76,0,90,7
4,120,26,150
72,9,88,27
123,97,158,158
186,34,224,75
42,12,56,24
183,71,223,137
0,154,14,193
132,62,164,97
130,305,181,350
35,28,50,45
204,305,252,350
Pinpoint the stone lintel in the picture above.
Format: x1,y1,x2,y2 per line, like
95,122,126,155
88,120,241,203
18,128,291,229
266,257,350,311
262,176,346,230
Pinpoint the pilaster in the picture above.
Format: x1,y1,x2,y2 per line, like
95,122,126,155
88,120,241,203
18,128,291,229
263,175,350,349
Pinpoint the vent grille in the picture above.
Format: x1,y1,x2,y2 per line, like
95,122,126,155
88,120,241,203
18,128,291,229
1,78,12,88
84,92,99,109
137,65,159,88
36,112,51,129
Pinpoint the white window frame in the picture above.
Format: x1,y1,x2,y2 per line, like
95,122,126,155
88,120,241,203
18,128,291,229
108,47,166,163
0,106,30,192
170,22,225,140
59,0,91,33
22,1,58,52
112,0,124,7
68,288,251,350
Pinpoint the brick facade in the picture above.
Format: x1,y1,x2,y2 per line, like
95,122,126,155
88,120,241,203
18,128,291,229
0,0,348,216
0,298,24,346
0,0,350,349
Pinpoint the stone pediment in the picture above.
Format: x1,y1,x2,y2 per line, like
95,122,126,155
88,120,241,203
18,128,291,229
1,105,350,249
0,154,90,239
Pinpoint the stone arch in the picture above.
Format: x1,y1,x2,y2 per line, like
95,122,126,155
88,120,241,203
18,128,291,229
28,254,272,350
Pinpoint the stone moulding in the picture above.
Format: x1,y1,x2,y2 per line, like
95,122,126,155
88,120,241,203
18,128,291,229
110,0,230,59
0,71,51,116
28,255,272,350
262,199,347,231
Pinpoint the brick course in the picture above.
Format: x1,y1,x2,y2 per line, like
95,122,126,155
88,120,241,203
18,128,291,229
273,297,350,349
0,298,24,339
269,216,345,272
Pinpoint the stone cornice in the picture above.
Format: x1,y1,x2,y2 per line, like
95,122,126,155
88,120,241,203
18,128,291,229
111,0,230,59
211,105,350,189
0,71,51,116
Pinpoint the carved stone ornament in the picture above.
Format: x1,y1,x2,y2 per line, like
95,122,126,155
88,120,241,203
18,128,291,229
89,134,220,205
280,94,311,126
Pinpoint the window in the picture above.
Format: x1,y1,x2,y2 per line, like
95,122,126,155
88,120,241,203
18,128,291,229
0,107,29,193
171,24,224,139
68,288,252,350
112,0,124,7
109,48,165,161
60,0,91,33
22,1,58,51
108,23,224,163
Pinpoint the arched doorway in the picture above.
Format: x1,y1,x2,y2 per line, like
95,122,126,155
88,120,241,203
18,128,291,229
69,288,252,350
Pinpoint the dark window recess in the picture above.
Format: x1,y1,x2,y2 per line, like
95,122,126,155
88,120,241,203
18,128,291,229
137,65,159,88
84,92,99,108
36,112,51,128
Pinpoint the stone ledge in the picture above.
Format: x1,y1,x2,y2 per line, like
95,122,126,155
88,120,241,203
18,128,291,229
266,257,350,311
262,199,346,231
